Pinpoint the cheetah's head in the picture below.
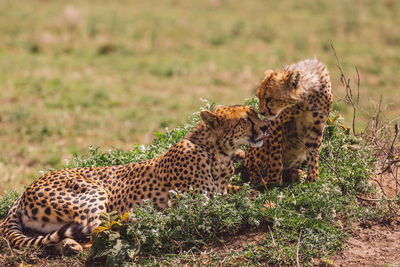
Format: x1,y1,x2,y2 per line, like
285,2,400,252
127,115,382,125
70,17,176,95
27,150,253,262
257,69,303,119
200,105,269,149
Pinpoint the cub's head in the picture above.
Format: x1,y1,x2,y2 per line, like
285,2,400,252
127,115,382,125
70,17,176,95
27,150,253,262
257,69,303,119
200,105,268,148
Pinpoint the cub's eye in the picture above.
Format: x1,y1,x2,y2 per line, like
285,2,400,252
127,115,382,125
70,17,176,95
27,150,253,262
249,110,258,117
265,97,272,103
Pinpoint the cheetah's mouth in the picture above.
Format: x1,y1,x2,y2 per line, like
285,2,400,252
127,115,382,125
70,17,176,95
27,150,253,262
249,133,270,148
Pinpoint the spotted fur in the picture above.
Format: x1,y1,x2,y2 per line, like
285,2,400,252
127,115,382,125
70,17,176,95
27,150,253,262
242,59,332,185
1,105,268,254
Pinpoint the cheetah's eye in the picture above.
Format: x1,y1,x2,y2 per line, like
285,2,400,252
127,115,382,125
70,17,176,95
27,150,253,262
249,110,258,117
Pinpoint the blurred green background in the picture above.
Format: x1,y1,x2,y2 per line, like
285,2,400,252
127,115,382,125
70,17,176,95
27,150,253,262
0,0,399,193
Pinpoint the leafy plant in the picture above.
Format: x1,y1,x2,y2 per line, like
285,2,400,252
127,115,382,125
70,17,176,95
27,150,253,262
0,190,19,219
90,188,266,266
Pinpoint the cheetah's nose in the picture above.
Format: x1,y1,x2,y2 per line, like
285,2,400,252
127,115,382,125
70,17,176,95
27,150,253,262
260,125,268,133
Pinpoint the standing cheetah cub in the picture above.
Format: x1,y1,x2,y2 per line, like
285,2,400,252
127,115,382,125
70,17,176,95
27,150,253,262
242,59,332,185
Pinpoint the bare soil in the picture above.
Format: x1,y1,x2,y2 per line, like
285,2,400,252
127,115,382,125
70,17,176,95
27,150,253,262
326,170,400,267
328,221,400,266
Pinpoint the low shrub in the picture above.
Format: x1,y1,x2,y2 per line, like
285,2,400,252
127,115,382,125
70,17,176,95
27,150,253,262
0,190,19,219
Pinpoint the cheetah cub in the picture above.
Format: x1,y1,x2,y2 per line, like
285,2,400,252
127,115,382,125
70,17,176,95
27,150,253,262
242,59,332,185
1,105,268,254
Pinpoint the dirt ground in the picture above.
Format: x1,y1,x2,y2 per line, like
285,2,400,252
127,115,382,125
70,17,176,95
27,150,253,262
326,170,400,267
204,211,400,267
209,215,400,267
328,221,400,266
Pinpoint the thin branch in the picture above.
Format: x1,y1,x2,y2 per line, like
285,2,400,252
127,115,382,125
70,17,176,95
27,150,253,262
375,95,383,131
296,230,302,267
331,44,358,136
268,225,276,247
355,194,383,202
356,67,360,104
0,236,14,256
350,84,357,135
372,177,389,199
388,123,399,157
392,164,399,196
378,159,400,175
355,193,397,202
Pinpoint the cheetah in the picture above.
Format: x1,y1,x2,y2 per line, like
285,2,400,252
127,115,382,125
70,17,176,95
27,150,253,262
242,59,332,185
1,105,268,254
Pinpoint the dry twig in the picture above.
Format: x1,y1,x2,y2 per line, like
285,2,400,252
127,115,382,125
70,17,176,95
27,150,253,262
378,159,400,175
0,236,14,256
331,44,359,136
354,194,397,202
267,225,276,247
296,230,302,267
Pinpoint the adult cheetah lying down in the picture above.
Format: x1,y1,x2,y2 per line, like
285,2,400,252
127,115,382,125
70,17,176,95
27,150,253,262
1,105,268,254
242,59,332,185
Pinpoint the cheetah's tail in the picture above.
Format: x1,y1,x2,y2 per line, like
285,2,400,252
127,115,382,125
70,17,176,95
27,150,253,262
1,198,91,249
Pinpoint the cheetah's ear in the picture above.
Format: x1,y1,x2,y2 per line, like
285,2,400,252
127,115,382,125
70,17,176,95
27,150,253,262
264,69,274,77
213,105,225,111
200,110,218,131
288,70,300,89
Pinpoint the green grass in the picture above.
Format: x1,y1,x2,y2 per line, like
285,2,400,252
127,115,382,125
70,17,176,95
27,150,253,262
0,190,18,219
0,0,399,193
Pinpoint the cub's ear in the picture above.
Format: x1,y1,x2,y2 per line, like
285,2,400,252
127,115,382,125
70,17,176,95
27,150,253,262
264,69,274,77
213,105,225,111
288,70,300,89
200,110,218,130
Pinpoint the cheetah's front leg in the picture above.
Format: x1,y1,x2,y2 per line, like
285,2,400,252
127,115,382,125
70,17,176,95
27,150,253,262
265,119,283,185
242,137,271,185
304,112,327,182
